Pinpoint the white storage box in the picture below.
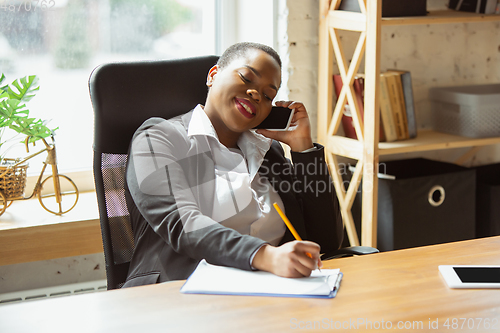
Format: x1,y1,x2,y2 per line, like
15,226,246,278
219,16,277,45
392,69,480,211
429,84,500,138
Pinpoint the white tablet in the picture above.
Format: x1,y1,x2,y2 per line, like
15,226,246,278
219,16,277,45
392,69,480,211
439,265,500,289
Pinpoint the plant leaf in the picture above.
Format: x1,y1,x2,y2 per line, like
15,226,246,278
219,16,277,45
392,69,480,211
0,73,7,94
8,75,40,103
0,91,8,102
0,74,57,148
0,98,28,119
11,116,56,142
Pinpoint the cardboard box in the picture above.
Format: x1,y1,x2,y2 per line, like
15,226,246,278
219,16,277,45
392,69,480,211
429,84,500,138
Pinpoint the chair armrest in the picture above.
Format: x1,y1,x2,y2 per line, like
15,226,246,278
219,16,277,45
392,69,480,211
321,246,379,260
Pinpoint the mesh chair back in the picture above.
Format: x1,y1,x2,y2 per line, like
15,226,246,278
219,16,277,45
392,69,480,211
89,56,218,289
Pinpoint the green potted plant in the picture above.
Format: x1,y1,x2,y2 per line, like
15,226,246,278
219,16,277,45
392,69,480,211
0,73,57,199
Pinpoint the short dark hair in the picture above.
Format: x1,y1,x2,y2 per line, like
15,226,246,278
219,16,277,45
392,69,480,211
217,42,282,70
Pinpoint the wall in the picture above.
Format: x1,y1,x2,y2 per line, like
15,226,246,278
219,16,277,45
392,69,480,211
276,0,320,140
0,253,105,294
279,0,500,166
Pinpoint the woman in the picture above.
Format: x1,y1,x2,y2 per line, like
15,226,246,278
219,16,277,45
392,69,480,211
123,42,343,287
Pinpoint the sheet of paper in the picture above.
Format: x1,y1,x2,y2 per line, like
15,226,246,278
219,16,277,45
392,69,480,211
180,260,341,297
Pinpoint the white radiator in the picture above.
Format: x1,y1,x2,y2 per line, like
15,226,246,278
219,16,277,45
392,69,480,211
0,279,107,305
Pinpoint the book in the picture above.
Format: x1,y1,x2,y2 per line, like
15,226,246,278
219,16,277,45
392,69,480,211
354,77,386,142
486,0,498,13
392,72,410,139
387,70,417,139
379,74,398,142
333,74,357,139
180,260,343,299
333,74,385,141
385,72,409,140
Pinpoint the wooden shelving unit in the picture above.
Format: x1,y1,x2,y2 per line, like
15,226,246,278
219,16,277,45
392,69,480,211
317,0,500,247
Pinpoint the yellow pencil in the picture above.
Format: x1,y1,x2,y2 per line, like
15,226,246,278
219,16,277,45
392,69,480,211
273,202,320,270
273,202,303,241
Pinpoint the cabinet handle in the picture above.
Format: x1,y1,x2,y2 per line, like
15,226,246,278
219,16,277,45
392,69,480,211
428,185,445,207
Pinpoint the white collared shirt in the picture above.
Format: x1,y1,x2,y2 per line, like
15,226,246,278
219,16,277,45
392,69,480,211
187,105,286,246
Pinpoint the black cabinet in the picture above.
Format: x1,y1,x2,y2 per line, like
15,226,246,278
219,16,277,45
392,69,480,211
475,163,500,238
343,158,476,251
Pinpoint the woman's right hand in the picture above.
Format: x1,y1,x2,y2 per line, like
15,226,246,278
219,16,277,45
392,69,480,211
252,241,322,278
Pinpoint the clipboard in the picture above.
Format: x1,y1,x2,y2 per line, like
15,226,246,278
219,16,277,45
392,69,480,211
180,260,342,299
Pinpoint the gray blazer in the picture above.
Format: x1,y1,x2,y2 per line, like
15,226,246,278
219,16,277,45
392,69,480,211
123,111,342,287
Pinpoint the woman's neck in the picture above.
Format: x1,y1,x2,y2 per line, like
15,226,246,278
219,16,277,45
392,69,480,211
202,104,241,149
217,131,240,149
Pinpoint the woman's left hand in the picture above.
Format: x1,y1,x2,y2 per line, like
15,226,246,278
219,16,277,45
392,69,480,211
256,101,314,152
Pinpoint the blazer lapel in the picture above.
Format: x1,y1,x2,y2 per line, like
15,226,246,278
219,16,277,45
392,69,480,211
259,147,308,245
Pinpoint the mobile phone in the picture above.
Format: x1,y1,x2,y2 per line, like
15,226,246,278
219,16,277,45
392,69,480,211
253,106,294,131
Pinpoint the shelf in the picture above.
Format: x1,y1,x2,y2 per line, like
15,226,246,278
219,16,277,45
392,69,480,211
328,10,500,30
328,130,500,160
382,10,500,26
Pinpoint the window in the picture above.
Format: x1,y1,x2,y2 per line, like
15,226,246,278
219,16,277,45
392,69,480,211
0,0,216,185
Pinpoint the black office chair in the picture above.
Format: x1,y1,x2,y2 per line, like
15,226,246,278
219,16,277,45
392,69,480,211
89,55,377,289
89,56,219,289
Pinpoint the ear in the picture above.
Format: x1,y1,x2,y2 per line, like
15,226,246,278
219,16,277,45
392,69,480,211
206,65,219,87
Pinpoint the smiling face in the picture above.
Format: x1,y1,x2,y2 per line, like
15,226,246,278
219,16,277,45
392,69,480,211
204,48,281,146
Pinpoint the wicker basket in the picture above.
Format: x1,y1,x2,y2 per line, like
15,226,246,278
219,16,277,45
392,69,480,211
0,158,29,200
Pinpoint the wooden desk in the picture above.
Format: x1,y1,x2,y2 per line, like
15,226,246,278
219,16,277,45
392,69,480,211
1,237,499,332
